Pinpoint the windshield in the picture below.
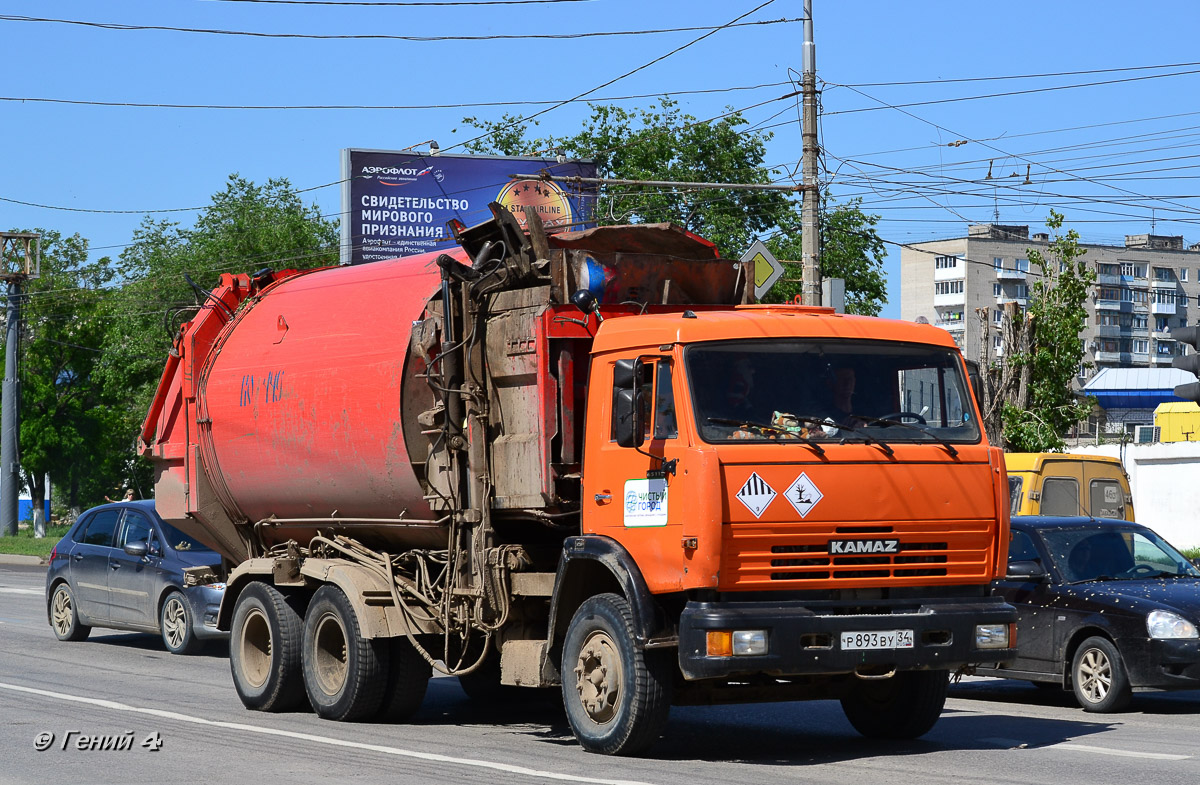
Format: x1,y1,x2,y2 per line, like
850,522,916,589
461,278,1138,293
159,520,215,552
686,339,980,444
1040,526,1200,582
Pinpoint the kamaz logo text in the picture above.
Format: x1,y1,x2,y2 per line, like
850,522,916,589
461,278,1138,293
828,539,900,555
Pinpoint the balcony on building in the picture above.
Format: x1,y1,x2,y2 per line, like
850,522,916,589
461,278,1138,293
1094,297,1127,311
995,295,1027,307
1151,301,1177,315
1152,352,1176,365
935,319,966,332
1096,272,1122,286
1094,350,1125,363
933,293,965,307
1096,324,1124,338
995,267,1027,281
1151,328,1174,340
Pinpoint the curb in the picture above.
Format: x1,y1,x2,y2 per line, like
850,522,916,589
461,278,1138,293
0,554,47,567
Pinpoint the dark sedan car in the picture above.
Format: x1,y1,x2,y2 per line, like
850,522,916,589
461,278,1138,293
974,516,1200,712
45,500,227,654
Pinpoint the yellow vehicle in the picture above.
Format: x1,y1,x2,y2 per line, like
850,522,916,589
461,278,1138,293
1006,453,1134,521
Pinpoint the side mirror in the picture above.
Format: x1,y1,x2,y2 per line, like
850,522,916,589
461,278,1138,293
1006,559,1047,582
965,359,984,415
123,541,149,558
613,358,646,449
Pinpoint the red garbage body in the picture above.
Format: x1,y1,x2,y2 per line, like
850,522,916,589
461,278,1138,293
141,248,464,559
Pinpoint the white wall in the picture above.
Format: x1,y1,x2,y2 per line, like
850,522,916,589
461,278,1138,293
1069,442,1200,549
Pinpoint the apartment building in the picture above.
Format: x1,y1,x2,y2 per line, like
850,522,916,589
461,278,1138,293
900,224,1200,382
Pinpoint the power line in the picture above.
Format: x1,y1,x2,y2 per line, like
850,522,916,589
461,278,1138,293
0,80,790,112
206,0,595,4
0,14,799,42
823,67,1200,117
831,83,1200,224
836,60,1200,88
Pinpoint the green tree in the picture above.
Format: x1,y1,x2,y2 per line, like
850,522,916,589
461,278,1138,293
759,195,888,315
980,211,1095,451
463,101,887,314
97,175,339,483
11,230,123,527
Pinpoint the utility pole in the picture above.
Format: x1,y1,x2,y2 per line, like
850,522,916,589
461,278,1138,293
0,233,38,538
800,0,822,306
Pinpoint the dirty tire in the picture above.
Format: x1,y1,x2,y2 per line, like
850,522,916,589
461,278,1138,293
561,593,672,756
160,590,200,655
377,637,431,721
302,585,389,721
840,670,949,739
50,582,91,642
1071,636,1132,713
230,582,307,712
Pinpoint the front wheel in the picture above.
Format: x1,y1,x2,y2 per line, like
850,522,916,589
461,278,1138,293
840,670,949,739
1071,636,1131,712
50,583,91,642
160,590,201,655
561,593,672,756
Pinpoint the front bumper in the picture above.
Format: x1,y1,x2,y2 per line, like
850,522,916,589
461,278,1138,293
185,584,228,640
1118,636,1200,688
678,595,1017,680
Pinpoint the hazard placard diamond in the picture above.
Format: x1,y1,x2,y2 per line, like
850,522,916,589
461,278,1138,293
735,472,777,518
784,473,823,518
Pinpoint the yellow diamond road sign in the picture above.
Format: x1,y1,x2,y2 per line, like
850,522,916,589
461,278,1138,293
742,239,784,299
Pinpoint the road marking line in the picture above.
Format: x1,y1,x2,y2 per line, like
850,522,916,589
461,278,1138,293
981,737,1188,760
0,587,40,595
1054,743,1190,760
0,682,657,785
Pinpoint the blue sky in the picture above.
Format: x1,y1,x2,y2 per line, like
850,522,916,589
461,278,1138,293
5,0,1200,318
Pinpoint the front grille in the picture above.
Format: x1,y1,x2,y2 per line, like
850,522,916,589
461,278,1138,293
722,521,992,590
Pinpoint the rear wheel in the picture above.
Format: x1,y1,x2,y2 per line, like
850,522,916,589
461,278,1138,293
230,582,307,712
302,585,389,721
1071,636,1131,713
840,670,949,739
561,593,672,756
160,590,200,655
377,637,430,721
50,583,91,642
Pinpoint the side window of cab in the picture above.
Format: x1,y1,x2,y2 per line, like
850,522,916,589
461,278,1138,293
611,357,676,442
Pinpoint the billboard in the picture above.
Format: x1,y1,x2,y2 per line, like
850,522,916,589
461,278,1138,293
340,149,597,265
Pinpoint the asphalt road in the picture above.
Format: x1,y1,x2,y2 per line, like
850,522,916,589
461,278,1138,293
3,562,1198,785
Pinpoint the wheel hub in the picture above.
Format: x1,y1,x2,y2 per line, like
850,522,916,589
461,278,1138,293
239,608,273,688
573,631,622,723
52,588,72,635
312,611,349,697
1078,648,1112,702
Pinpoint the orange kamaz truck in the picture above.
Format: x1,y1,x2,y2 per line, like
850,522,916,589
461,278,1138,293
140,204,1016,755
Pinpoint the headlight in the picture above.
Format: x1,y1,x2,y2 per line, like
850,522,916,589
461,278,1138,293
1146,610,1199,639
974,623,1011,649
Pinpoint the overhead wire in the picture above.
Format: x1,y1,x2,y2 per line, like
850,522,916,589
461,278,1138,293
0,14,799,42
0,80,790,112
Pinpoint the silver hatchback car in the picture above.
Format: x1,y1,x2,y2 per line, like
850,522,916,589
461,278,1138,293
45,500,227,654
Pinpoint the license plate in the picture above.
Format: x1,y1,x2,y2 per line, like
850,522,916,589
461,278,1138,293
840,629,914,650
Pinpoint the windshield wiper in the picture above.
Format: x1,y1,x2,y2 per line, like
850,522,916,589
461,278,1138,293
706,417,825,456
850,414,959,457
1068,574,1118,585
785,415,896,457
